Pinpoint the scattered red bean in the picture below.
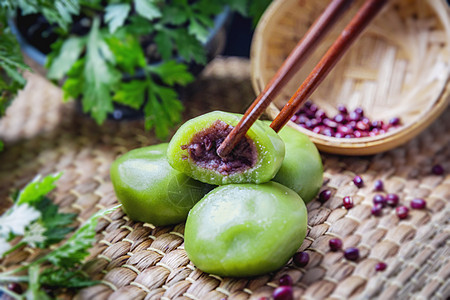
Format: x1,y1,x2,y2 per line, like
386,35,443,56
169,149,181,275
343,196,354,209
386,193,399,207
344,247,360,261
353,175,364,188
373,194,386,207
410,198,426,210
396,206,409,219
272,286,293,300
375,262,387,272
337,104,348,114
389,117,401,126
431,164,444,175
292,102,401,138
293,251,309,268
7,283,23,294
318,189,332,202
279,274,293,286
371,204,383,216
373,179,384,191
329,238,343,251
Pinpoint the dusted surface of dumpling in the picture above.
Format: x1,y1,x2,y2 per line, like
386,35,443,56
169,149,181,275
184,182,308,277
110,143,212,226
271,123,323,203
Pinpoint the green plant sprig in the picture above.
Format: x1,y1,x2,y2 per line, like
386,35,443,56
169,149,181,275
44,0,271,139
0,173,121,299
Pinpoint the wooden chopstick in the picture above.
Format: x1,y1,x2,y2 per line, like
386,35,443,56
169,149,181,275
270,0,388,132
217,0,387,158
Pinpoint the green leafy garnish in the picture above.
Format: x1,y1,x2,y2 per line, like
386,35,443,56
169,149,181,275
0,173,120,298
104,3,131,34
0,28,29,117
43,0,271,139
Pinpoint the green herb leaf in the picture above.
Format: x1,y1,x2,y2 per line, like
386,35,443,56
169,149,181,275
39,267,99,289
113,80,146,109
161,5,188,25
16,173,61,205
43,205,120,268
34,197,77,247
106,31,146,74
25,264,52,300
47,37,86,80
249,0,272,26
62,58,85,101
135,0,162,21
2,0,80,32
126,15,155,35
145,83,183,139
154,30,173,61
188,18,210,44
225,0,248,16
81,18,121,124
22,222,47,248
172,28,206,64
149,60,194,86
0,204,41,238
105,3,131,34
0,29,29,116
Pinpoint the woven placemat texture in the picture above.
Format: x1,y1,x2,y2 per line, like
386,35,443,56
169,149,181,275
0,57,449,300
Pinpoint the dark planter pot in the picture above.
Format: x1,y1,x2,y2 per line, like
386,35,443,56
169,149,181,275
10,9,231,121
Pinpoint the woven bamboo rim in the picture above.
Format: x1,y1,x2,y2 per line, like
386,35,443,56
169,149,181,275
251,0,450,155
1,59,449,299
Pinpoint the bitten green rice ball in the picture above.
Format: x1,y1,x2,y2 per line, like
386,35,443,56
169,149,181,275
167,111,285,185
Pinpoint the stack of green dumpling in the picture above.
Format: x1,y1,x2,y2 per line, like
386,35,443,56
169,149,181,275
110,111,323,277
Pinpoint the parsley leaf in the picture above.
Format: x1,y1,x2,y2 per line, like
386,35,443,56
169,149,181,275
106,30,147,74
154,30,173,61
82,18,120,123
105,3,131,34
0,28,29,116
46,37,86,80
172,28,206,64
113,80,146,109
135,0,162,21
0,172,120,298
43,205,120,268
149,60,194,86
249,0,272,26
188,18,210,44
22,222,47,247
34,197,77,247
0,204,41,238
145,83,184,139
62,18,121,124
17,173,61,205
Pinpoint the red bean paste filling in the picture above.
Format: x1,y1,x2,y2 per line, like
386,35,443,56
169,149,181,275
181,120,257,175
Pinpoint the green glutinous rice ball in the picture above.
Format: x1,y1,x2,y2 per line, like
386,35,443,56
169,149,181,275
167,111,285,185
266,122,323,203
184,182,308,277
110,143,212,226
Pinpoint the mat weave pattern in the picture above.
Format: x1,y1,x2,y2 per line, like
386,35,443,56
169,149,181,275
0,57,449,300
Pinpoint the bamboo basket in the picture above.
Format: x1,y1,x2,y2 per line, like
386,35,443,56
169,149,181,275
251,0,450,155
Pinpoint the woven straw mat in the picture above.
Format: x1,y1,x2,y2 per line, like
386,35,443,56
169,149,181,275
0,57,449,300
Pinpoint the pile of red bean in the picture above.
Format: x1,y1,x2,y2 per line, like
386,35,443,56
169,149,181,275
291,101,401,138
